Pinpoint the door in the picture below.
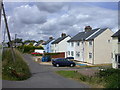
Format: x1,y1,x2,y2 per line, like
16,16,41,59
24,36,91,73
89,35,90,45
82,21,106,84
115,54,120,68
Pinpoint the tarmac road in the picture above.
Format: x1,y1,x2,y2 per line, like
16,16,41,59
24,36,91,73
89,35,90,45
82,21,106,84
2,54,90,88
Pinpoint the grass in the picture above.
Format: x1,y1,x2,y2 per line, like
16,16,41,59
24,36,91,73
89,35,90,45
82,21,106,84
56,69,120,88
2,48,31,81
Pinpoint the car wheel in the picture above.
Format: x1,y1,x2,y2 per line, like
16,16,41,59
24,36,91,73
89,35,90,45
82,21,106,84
56,64,60,67
70,64,74,67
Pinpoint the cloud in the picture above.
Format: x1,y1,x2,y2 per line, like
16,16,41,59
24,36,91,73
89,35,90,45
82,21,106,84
2,2,118,42
36,2,65,13
14,5,47,24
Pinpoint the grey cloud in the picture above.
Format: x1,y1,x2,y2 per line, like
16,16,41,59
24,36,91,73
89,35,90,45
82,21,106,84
3,2,118,42
36,2,65,13
14,5,47,24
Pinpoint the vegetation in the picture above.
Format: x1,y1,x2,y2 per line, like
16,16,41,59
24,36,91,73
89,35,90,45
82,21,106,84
2,48,31,81
17,45,44,53
56,68,120,88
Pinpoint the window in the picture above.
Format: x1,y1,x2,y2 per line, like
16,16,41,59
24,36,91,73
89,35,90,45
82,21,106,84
77,42,80,46
108,40,110,43
71,51,74,56
118,38,120,42
89,41,92,46
76,51,80,57
89,53,92,59
68,51,70,55
71,42,74,47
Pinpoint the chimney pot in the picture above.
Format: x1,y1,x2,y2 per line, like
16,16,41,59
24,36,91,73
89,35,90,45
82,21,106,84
49,37,53,40
85,26,92,32
61,33,66,37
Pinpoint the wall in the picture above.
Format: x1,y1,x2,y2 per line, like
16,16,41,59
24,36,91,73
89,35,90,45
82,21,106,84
51,52,65,58
94,28,113,64
112,37,120,68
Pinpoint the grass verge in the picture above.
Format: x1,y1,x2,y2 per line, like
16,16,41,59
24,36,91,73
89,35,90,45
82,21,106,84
56,69,120,88
2,48,31,81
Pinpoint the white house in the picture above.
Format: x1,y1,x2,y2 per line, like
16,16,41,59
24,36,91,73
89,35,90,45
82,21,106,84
51,33,71,57
112,30,120,69
67,26,113,64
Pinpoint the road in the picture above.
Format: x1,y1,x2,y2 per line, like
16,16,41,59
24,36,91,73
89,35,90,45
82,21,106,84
2,54,90,88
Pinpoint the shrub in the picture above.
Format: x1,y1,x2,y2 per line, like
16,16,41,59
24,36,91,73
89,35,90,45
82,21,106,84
17,45,44,53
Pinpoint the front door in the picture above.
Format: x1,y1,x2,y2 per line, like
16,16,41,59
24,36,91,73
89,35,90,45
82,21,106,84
115,54,120,68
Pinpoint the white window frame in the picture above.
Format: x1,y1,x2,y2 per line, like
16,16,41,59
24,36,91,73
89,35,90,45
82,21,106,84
71,51,74,56
76,42,80,46
89,53,92,59
89,41,92,46
71,42,74,47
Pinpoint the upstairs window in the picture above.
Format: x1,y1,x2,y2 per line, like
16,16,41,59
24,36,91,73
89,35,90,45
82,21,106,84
77,42,80,46
71,42,74,47
89,41,92,46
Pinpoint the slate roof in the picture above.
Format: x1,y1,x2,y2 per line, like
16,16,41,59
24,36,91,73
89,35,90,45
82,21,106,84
35,42,43,46
67,28,107,42
42,39,54,45
51,35,70,44
112,29,120,37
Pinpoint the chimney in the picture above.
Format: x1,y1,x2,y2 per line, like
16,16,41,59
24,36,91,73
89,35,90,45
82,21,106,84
85,26,92,32
61,33,66,37
49,37,53,40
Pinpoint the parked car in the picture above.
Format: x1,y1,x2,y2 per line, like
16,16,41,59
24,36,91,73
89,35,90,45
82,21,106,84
66,57,74,59
52,58,76,67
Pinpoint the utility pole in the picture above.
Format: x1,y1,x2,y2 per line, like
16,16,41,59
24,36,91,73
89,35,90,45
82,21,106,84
15,34,17,48
2,2,16,62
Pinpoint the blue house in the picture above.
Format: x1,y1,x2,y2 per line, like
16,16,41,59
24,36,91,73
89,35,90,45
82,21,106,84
42,37,54,53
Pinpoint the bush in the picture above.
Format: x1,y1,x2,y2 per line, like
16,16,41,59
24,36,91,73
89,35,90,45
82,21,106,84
97,68,120,88
17,45,44,53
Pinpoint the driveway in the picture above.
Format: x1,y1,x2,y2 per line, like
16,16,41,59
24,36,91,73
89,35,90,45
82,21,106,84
2,54,90,88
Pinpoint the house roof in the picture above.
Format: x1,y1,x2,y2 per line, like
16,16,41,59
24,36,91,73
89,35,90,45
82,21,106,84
112,29,120,37
67,28,107,42
35,42,43,46
51,35,70,44
42,39,54,45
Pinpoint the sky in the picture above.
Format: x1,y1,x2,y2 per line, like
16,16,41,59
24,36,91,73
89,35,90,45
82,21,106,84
1,2,119,42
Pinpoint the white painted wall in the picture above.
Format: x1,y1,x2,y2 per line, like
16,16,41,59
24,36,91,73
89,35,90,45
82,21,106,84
112,37,120,68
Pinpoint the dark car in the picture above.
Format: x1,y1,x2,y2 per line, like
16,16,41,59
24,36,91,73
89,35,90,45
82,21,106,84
52,58,76,67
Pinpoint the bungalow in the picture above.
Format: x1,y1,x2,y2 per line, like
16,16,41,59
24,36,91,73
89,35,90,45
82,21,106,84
112,30,120,69
51,33,71,56
67,26,113,64
42,37,54,53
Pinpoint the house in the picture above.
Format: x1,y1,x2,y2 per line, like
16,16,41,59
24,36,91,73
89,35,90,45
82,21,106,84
112,30,120,69
33,42,38,46
42,37,54,53
67,26,113,64
35,41,45,47
51,33,71,56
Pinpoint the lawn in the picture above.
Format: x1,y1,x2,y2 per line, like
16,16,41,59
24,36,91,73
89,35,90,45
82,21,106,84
2,48,31,81
56,68,120,88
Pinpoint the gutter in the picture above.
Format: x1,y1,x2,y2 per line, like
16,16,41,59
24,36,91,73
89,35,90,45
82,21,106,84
93,40,94,65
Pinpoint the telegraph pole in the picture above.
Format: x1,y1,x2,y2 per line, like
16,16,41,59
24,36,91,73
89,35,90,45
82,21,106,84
2,2,16,62
15,34,17,48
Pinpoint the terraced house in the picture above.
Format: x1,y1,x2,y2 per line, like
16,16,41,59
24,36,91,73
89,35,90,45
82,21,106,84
112,30,120,69
67,26,113,64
